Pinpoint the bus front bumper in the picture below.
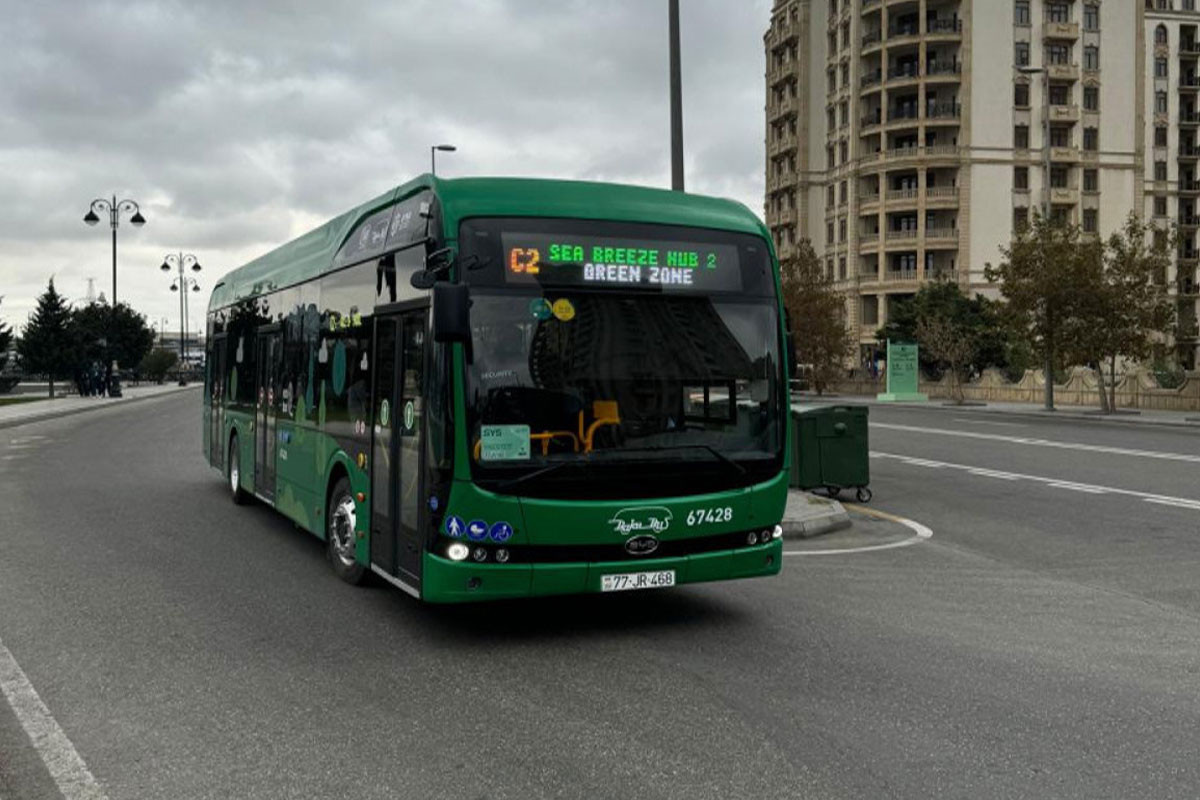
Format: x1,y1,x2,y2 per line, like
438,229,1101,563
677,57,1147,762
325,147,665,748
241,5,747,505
420,539,783,603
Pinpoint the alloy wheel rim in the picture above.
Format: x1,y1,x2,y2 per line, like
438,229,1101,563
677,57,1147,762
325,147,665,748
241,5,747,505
330,495,357,567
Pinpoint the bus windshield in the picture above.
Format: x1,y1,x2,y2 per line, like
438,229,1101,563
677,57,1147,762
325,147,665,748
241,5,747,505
459,218,785,498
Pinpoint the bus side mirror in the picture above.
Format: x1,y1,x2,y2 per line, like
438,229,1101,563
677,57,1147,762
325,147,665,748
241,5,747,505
432,283,471,343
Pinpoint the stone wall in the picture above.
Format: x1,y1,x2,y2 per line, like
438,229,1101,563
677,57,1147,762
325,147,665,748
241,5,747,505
832,367,1200,411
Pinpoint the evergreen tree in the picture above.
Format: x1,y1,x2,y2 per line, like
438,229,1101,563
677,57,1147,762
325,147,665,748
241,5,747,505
17,279,74,397
0,318,11,371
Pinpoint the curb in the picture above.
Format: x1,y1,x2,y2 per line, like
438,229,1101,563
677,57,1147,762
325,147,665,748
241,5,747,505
0,386,200,431
780,512,851,539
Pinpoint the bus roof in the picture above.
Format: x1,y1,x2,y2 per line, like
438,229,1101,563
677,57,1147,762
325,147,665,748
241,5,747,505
208,175,769,311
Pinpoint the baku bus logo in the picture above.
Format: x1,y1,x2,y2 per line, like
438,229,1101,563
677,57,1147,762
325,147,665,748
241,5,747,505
624,535,660,556
607,506,672,536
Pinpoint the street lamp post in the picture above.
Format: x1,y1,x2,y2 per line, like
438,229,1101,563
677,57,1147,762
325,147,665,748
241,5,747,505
431,144,456,176
161,253,201,385
669,0,684,191
1017,64,1054,411
84,195,145,396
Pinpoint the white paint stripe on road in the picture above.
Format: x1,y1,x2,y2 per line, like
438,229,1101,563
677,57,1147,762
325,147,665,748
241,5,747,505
1144,497,1200,511
967,468,1022,480
785,507,933,556
952,418,1029,428
873,422,1200,464
0,637,107,800
874,451,1200,511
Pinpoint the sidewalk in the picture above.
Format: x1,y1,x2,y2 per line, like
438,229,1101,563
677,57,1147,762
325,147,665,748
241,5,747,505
792,392,1200,428
0,383,200,430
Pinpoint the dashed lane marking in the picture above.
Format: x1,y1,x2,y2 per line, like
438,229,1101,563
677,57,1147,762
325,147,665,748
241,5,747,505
874,451,1200,512
784,505,933,556
872,422,1200,464
0,637,107,800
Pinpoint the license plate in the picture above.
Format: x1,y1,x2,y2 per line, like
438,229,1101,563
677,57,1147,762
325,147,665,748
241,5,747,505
601,570,676,593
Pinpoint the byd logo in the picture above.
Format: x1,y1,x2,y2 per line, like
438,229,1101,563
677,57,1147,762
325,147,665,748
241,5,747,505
607,506,672,536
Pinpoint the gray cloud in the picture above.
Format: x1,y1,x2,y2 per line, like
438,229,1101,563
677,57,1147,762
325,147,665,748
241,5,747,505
0,0,771,332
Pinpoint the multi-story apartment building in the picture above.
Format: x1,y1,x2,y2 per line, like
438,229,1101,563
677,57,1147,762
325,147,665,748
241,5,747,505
765,0,1199,370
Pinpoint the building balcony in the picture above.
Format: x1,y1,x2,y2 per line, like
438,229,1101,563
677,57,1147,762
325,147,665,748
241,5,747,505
1181,76,1200,93
1049,186,1080,205
861,112,883,130
1043,21,1079,40
1178,278,1199,296
1180,147,1200,163
857,145,962,171
885,188,919,205
1179,250,1200,265
883,269,920,283
1051,145,1080,162
1179,215,1200,230
765,19,799,49
925,227,960,244
768,133,798,157
769,95,798,119
926,18,963,38
1181,112,1200,128
887,25,922,46
887,65,921,85
767,174,796,193
925,61,962,80
926,186,960,205
862,29,883,50
1181,41,1200,58
1178,320,1200,341
1047,63,1080,82
885,228,919,242
859,193,882,209
1181,181,1200,196
862,70,883,89
926,102,962,121
1049,104,1080,123
859,232,881,250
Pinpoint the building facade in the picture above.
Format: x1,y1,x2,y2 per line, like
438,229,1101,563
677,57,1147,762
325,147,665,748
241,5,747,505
765,0,1199,370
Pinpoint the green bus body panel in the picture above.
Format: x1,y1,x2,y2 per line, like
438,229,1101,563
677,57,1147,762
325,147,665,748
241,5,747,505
207,174,790,602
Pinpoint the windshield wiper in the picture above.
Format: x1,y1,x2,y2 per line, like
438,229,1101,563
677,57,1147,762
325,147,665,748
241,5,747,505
615,444,747,476
491,459,588,491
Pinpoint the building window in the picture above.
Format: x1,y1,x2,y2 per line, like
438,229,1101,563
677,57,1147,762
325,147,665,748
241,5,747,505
1015,83,1030,107
839,181,847,205
1015,1,1031,26
1084,169,1099,192
1014,166,1029,189
1156,126,1169,147
1084,127,1099,151
1154,195,1168,216
839,218,847,242
1015,125,1030,148
1050,126,1070,147
1014,207,1029,231
828,185,836,206
1084,5,1099,31
1084,46,1100,71
1047,3,1070,23
1157,91,1169,113
838,256,847,280
1016,41,1030,66
1049,84,1069,105
1051,166,1069,188
1083,209,1098,233
1156,161,1168,181
1047,43,1070,65
1156,58,1169,78
1084,86,1099,111
827,221,835,242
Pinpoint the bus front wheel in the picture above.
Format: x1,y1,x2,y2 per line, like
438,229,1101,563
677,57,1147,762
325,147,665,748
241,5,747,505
327,477,367,585
228,434,247,505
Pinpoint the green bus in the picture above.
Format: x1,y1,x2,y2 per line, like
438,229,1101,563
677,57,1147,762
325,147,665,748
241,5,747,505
203,176,790,602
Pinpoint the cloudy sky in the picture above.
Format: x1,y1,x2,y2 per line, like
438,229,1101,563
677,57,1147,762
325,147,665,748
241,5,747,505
0,0,772,337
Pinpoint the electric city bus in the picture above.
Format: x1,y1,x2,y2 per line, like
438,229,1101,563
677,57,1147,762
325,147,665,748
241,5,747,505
203,176,790,603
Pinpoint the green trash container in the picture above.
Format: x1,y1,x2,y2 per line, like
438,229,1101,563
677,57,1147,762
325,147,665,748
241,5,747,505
789,404,871,502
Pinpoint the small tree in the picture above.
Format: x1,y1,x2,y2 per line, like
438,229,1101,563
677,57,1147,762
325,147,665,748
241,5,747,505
780,240,854,394
139,348,179,383
70,301,156,392
17,279,74,397
985,213,1098,411
1067,214,1176,413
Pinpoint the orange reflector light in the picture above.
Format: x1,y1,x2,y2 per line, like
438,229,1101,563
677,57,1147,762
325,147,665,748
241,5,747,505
356,492,365,502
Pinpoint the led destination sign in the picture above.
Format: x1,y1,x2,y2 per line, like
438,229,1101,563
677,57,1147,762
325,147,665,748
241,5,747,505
501,233,742,292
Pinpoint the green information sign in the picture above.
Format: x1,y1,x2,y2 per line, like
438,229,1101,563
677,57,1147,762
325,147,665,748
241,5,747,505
877,340,928,403
479,424,531,461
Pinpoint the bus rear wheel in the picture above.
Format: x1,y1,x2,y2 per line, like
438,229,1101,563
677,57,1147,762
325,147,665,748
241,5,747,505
228,434,247,505
327,477,367,585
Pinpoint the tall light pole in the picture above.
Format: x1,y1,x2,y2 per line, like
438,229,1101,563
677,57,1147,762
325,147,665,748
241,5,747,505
669,0,684,191
431,144,456,176
84,195,145,395
162,253,201,385
1017,64,1054,411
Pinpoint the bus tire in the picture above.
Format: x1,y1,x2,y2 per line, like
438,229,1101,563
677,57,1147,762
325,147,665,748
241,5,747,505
327,476,367,585
228,433,248,505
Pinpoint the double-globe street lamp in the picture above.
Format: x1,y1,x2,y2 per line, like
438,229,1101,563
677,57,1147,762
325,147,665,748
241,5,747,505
161,253,201,385
83,195,146,395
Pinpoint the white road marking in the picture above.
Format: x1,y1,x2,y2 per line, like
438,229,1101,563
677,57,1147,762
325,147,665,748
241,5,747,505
785,508,933,556
874,451,1200,511
951,418,1028,428
0,637,107,800
873,422,1200,464
967,468,1022,480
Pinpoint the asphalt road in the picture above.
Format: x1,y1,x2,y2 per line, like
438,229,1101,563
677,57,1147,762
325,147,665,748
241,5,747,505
2,393,1200,799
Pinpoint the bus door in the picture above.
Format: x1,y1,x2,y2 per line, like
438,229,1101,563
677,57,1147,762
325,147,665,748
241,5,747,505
370,307,428,586
209,334,227,468
254,328,281,501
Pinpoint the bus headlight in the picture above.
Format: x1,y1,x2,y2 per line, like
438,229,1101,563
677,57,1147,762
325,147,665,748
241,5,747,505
447,542,469,561
472,547,488,563
771,525,783,540
495,548,510,563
